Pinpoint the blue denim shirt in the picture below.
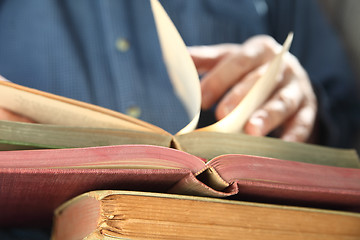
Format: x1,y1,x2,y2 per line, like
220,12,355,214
0,1,358,140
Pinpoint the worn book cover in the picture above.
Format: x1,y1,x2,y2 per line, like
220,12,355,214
51,190,360,240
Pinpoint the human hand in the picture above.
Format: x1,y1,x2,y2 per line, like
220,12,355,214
189,35,317,142
0,107,35,123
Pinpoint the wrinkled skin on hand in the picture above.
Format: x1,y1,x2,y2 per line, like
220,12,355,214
189,35,317,142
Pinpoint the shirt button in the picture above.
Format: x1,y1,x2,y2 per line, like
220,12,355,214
116,38,130,52
126,106,141,118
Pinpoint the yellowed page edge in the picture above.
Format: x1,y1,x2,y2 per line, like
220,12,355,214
0,80,168,134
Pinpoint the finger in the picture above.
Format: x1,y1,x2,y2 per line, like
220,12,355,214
200,46,275,110
0,108,35,123
244,77,303,136
215,64,267,119
188,45,236,74
281,103,317,142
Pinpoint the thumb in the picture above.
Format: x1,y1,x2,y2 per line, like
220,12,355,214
0,108,35,123
188,45,229,74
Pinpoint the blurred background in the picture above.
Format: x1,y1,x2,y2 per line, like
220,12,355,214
318,0,360,153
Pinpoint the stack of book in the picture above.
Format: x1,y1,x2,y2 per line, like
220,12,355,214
0,0,359,239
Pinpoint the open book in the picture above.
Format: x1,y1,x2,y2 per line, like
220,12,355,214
0,0,294,141
0,0,359,167
1,144,360,227
0,0,358,167
51,190,360,240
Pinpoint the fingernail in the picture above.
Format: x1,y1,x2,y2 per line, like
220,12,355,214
282,135,297,142
249,117,264,136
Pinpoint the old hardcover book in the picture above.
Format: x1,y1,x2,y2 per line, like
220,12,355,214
51,190,360,240
1,144,360,227
0,2,356,170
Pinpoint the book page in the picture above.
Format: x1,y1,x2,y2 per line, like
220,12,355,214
0,80,168,134
175,131,360,168
0,144,206,171
0,120,173,149
207,154,360,190
0,1,200,136
198,33,293,133
150,0,201,135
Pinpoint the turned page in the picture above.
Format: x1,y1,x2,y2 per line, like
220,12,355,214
150,0,201,135
200,33,293,133
0,80,163,133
